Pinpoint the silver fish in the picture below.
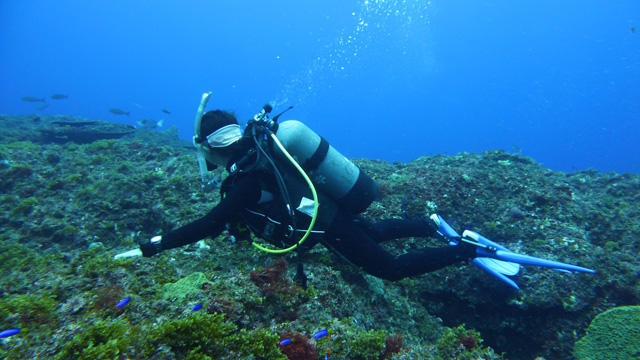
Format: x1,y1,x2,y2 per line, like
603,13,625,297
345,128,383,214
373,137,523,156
136,119,164,129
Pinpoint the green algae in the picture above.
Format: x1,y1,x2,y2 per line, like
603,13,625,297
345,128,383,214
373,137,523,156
10,197,38,216
0,293,59,330
161,272,213,299
0,242,51,275
148,313,285,359
309,318,394,359
54,317,140,360
53,313,285,360
72,246,132,279
337,328,387,360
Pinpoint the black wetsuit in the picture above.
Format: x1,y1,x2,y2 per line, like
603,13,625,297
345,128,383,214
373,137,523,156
142,169,476,281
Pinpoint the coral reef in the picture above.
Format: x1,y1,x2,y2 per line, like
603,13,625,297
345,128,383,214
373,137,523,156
0,114,639,359
574,305,640,360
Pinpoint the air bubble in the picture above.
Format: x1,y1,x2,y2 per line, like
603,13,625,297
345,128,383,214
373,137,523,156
273,0,434,109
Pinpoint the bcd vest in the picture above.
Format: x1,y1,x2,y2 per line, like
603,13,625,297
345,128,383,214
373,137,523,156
221,146,339,250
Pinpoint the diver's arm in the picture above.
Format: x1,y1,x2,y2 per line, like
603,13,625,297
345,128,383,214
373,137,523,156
144,175,262,256
148,207,229,254
117,175,262,259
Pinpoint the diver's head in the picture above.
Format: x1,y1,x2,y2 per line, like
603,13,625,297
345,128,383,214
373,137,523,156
197,110,243,167
199,110,239,143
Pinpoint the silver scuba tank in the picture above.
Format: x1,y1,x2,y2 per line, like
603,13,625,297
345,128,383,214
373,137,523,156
273,120,378,214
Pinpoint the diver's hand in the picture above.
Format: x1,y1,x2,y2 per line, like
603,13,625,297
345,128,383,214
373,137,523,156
114,236,162,259
140,235,163,257
114,248,143,259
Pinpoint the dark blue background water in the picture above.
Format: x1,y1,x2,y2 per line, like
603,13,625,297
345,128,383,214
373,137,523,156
1,0,638,173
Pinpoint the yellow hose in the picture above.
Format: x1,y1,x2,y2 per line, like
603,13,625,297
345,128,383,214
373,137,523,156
251,133,319,253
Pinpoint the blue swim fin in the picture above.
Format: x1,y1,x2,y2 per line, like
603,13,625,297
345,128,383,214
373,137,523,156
472,257,520,289
430,214,522,288
430,214,461,245
430,214,596,290
463,230,596,274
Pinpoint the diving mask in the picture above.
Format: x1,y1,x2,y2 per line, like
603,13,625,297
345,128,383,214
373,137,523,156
205,124,242,148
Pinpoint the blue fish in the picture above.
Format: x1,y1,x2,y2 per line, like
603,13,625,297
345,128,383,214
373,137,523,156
116,296,131,308
279,338,292,346
192,304,203,311
0,328,21,338
312,330,328,339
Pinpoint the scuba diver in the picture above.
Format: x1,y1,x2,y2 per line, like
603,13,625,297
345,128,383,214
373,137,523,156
115,93,594,290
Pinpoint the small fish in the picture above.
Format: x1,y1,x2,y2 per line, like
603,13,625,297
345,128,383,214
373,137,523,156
136,119,164,129
51,94,68,100
162,109,171,114
632,27,636,34
36,104,50,111
0,328,21,338
109,108,130,116
279,338,292,346
22,96,45,102
312,330,328,339
116,296,131,308
192,304,203,311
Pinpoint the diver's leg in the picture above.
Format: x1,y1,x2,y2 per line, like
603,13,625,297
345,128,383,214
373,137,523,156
324,215,474,281
353,215,435,243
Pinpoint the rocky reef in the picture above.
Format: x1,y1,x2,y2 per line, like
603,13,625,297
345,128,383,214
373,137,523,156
0,114,638,359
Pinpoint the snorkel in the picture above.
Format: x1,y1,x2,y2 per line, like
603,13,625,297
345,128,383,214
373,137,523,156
193,92,221,192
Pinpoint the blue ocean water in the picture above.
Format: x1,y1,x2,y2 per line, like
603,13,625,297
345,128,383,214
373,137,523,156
1,0,638,173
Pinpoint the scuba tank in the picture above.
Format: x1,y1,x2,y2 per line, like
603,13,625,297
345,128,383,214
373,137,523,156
272,120,378,214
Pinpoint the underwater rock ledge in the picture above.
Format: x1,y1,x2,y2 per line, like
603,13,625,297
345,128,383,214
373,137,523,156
1,114,638,360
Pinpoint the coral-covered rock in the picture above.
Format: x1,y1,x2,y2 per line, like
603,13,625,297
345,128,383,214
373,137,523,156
574,306,640,360
39,119,135,144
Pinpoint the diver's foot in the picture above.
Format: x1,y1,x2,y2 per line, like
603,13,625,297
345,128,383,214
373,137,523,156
429,214,462,244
